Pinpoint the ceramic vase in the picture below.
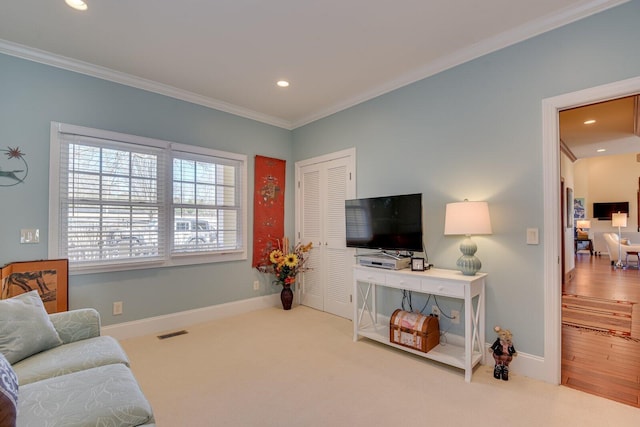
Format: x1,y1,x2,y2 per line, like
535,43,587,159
280,284,294,310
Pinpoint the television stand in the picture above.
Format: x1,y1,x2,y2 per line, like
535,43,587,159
352,265,486,382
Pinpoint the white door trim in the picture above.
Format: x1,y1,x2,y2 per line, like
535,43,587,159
295,147,356,168
542,75,640,384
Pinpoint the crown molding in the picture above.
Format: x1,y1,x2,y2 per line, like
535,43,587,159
0,39,293,130
559,139,578,162
292,0,630,129
0,0,628,131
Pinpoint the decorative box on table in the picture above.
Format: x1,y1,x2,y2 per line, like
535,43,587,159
390,309,440,353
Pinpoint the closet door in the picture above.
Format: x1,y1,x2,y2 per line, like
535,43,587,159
296,149,355,319
299,163,323,312
322,158,352,318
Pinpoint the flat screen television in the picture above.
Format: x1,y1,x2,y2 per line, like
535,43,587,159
345,193,423,253
593,201,629,220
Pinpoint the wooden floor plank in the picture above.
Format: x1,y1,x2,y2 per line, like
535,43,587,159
562,254,640,408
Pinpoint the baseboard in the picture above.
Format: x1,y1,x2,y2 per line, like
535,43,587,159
376,313,546,381
485,345,546,381
102,294,280,340
106,299,547,381
564,267,575,283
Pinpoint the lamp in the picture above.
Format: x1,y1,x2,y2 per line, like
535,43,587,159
611,212,627,269
444,200,492,276
576,220,591,239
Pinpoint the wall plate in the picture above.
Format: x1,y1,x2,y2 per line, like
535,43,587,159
20,229,39,244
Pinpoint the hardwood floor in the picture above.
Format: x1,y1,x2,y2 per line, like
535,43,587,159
562,253,640,407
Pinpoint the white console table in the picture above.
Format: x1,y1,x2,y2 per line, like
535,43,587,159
352,265,486,382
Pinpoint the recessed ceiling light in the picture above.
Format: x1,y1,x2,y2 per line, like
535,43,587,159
276,80,290,88
597,148,606,152
584,119,596,125
65,0,88,11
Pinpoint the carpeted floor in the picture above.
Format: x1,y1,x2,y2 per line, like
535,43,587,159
120,305,640,426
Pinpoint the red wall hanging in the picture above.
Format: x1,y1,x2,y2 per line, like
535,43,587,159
252,155,286,267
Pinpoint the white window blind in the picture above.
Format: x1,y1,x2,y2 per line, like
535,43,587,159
50,122,247,273
171,149,243,255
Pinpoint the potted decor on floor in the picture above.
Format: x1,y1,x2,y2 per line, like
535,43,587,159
259,237,312,310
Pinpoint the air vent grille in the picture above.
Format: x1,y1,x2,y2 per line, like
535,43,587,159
157,330,188,340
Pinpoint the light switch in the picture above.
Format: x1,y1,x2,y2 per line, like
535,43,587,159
526,228,539,245
20,229,40,244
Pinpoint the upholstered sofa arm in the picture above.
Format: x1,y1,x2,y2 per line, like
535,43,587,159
49,308,102,344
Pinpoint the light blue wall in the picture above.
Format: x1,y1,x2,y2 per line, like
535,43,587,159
0,54,293,325
292,1,640,355
2,2,639,351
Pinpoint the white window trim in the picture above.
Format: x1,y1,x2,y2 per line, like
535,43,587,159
49,122,247,274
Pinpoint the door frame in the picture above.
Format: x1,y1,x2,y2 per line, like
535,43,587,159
542,75,640,384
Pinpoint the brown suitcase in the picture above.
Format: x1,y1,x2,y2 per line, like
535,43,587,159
390,309,440,353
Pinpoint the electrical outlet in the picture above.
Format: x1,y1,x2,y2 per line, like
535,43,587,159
113,301,123,315
431,306,440,316
451,310,460,324
253,280,260,291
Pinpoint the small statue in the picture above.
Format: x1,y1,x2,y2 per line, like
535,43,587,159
489,326,517,381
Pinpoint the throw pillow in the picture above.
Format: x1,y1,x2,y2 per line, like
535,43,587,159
0,290,63,364
0,353,18,427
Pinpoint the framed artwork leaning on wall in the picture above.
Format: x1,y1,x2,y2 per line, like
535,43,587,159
1,259,68,313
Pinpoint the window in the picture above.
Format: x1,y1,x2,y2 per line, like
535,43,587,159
49,122,247,273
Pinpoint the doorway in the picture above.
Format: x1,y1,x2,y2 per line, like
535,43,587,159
558,94,640,406
542,75,640,386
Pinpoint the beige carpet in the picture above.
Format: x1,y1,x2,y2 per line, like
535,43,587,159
120,306,640,426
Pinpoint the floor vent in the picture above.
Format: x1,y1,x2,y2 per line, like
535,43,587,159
157,330,188,340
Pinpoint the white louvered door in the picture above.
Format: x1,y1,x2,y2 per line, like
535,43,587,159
299,163,323,311
296,149,355,319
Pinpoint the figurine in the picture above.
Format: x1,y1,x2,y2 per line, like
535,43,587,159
489,326,517,381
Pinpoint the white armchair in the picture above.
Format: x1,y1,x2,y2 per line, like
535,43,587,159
602,232,640,266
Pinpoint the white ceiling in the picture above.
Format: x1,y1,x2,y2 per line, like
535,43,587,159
0,0,630,129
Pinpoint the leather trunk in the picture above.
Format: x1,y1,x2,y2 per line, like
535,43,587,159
389,309,439,353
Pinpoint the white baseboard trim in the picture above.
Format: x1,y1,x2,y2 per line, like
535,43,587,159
102,294,280,340
448,335,546,381
105,299,547,381
377,315,546,381
506,351,546,381
483,343,545,381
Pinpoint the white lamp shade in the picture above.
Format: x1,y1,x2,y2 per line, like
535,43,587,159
444,201,492,236
611,212,627,228
576,220,591,229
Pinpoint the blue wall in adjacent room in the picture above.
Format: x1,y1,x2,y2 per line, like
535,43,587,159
291,1,640,356
0,53,293,325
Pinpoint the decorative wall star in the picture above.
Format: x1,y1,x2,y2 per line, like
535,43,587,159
6,146,25,159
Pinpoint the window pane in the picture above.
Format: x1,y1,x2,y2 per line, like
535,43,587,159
219,185,236,206
52,123,246,272
197,162,215,184
173,158,195,182
69,173,100,200
196,183,215,205
62,140,163,265
173,208,218,252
